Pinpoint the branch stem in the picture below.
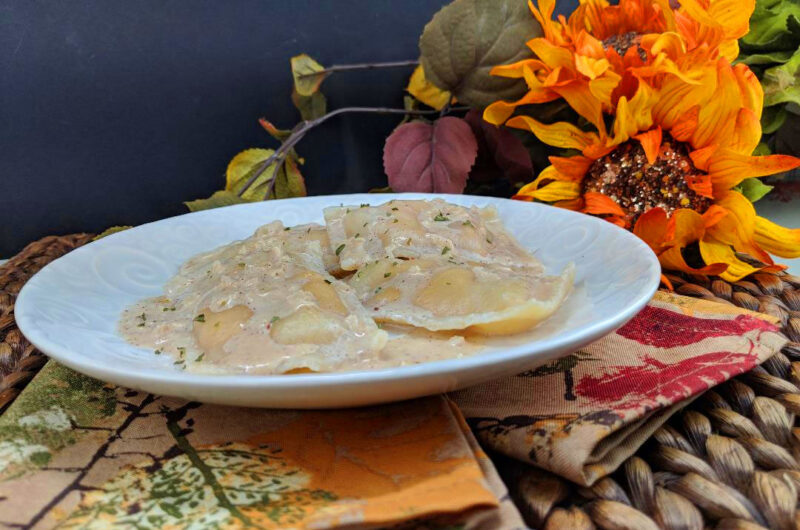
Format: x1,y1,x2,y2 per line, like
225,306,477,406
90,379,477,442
298,59,419,78
237,105,468,197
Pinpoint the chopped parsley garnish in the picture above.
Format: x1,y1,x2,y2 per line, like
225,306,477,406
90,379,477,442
384,272,391,278
284,226,291,231
177,347,186,358
441,246,451,255
270,316,281,323
194,313,206,323
354,233,360,238
433,213,449,222
391,207,399,211
237,262,246,268
162,306,176,312
360,203,370,207
392,219,399,223
375,286,382,293
462,220,473,227
138,313,146,321
173,359,185,366
154,349,162,355
486,238,493,244
324,279,332,284
195,353,205,362
335,244,345,256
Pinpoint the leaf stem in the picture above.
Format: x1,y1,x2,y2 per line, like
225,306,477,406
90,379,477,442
237,106,469,197
298,59,419,78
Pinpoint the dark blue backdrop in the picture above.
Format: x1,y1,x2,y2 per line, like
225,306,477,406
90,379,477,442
0,0,578,256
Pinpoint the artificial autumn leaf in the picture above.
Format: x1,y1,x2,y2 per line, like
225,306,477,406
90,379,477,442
383,117,478,193
273,156,307,199
741,0,800,52
259,118,293,142
225,148,277,200
93,226,132,240
463,109,532,184
762,49,800,107
418,0,541,109
735,178,774,203
290,54,328,97
292,89,327,121
407,65,452,110
184,191,251,212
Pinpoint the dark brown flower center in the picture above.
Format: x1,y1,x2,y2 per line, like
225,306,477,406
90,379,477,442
583,135,712,225
602,32,647,61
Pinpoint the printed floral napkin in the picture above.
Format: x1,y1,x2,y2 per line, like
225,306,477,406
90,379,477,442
452,291,788,486
0,291,787,527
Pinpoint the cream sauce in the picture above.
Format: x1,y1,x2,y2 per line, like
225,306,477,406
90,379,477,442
120,221,387,374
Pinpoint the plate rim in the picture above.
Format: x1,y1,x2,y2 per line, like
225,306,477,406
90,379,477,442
15,193,661,389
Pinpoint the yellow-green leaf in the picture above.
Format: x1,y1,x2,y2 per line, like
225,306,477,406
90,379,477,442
225,148,277,200
93,226,132,240
259,118,292,142
291,89,327,121
273,157,307,199
291,54,328,97
184,191,251,212
407,65,452,110
735,178,773,203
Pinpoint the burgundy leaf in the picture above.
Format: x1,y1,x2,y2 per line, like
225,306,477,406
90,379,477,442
383,117,478,193
463,109,533,184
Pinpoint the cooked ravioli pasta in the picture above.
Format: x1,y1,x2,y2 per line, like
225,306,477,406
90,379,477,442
323,199,543,271
347,257,574,335
120,198,575,374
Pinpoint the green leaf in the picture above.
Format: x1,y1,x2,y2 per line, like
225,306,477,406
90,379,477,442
290,54,328,97
753,142,772,156
738,49,795,65
735,178,774,202
741,0,800,52
93,226,132,240
762,49,800,107
273,157,307,199
419,0,542,109
291,89,327,121
761,104,788,134
184,190,251,212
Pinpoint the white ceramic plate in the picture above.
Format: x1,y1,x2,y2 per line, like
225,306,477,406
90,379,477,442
15,193,660,408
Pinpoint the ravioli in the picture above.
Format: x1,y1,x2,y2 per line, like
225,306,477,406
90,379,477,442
119,221,387,374
347,257,574,335
323,199,543,272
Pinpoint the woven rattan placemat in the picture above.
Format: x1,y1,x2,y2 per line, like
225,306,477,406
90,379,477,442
3,234,800,529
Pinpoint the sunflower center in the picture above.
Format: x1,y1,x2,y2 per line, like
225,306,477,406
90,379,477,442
602,32,647,61
583,135,712,225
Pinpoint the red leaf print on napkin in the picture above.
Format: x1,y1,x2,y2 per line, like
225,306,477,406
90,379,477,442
617,306,777,348
575,352,759,408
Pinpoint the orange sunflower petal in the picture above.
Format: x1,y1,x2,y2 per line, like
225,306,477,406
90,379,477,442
728,108,761,156
583,191,626,217
516,180,582,202
549,155,593,181
659,209,728,275
699,237,762,282
707,151,800,193
670,106,699,142
505,116,599,151
707,191,772,264
633,127,662,164
633,207,668,251
754,216,800,258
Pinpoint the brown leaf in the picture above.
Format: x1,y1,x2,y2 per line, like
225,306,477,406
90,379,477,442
463,109,532,184
383,117,478,194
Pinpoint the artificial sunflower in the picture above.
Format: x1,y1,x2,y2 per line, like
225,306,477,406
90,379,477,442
483,0,753,128
508,58,800,282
